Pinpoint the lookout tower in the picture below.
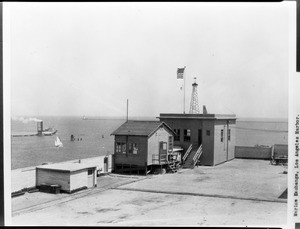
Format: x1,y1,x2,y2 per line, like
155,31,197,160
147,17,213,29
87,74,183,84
189,77,200,114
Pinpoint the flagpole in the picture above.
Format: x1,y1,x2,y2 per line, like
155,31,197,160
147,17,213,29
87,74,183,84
183,66,186,114
126,99,128,122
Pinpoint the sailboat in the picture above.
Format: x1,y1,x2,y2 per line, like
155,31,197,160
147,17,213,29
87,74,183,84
55,136,63,148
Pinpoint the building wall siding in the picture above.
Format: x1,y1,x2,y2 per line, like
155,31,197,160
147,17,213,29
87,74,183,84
200,120,215,165
159,116,236,166
213,120,236,165
228,122,236,161
159,118,202,150
36,169,70,191
147,127,173,165
213,122,228,165
70,170,88,191
159,118,215,165
114,135,148,166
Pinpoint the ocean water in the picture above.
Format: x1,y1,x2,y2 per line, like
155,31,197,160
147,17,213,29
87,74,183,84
10,116,288,170
11,116,125,170
235,118,288,147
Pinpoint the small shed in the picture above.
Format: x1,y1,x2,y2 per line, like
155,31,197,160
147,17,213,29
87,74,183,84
159,113,236,166
111,120,176,174
36,162,97,193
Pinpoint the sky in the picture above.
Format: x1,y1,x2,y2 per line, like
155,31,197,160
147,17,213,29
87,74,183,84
7,2,290,119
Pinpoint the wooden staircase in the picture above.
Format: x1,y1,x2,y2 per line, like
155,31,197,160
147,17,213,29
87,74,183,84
182,145,203,169
167,161,180,173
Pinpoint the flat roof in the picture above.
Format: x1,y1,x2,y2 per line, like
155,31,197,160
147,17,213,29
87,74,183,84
158,113,236,120
36,162,97,172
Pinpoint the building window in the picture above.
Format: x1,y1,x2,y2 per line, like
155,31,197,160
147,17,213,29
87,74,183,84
221,129,224,142
174,129,180,141
133,143,138,154
168,136,173,152
128,143,138,155
128,143,133,154
163,142,167,150
184,129,191,142
116,142,122,153
228,129,231,141
88,169,93,175
206,130,210,136
122,143,126,154
116,142,126,154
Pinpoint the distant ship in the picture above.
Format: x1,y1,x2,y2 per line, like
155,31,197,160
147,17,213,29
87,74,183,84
12,120,58,137
82,115,87,120
55,136,63,148
42,127,58,136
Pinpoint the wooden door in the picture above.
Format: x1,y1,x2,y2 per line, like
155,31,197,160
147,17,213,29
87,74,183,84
104,157,108,173
223,125,228,161
198,129,202,147
87,169,94,188
159,141,167,164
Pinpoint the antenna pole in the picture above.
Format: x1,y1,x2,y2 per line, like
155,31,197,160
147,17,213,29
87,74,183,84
126,99,129,122
183,66,186,114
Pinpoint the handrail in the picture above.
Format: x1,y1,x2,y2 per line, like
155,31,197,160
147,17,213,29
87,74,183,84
192,144,203,167
152,154,167,164
152,154,159,164
152,154,159,159
193,145,202,161
182,144,192,162
195,149,203,162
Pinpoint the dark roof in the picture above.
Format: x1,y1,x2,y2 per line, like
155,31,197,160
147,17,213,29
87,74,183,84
111,120,175,137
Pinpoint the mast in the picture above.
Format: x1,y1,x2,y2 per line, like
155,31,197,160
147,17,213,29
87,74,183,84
126,99,129,122
183,66,186,114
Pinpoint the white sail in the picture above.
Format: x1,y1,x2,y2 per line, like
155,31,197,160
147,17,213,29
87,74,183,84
55,136,63,147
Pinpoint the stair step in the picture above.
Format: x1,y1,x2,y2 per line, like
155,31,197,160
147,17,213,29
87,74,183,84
182,145,202,169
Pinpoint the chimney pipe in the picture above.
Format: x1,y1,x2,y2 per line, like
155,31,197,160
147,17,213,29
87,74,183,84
37,121,43,135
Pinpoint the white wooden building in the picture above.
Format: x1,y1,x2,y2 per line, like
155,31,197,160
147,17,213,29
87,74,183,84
36,162,97,193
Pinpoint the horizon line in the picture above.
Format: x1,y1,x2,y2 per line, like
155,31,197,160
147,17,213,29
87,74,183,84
10,114,288,120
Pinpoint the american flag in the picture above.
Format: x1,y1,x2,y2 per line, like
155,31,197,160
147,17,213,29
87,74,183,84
177,68,185,79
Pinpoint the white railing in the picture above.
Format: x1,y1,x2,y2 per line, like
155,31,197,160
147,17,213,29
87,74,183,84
152,154,167,165
192,144,203,167
193,145,202,161
182,144,193,162
152,154,159,164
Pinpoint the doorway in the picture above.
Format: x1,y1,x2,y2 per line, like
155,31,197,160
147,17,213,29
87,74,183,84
159,141,167,164
198,129,202,147
104,157,108,173
87,169,94,188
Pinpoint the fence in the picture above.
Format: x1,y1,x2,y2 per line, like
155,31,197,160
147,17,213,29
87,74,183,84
234,146,272,159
